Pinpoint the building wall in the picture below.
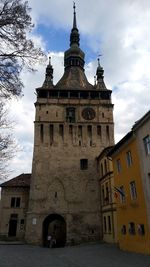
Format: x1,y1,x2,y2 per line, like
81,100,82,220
98,153,117,244
0,187,29,240
134,116,150,228
112,136,150,254
26,97,114,245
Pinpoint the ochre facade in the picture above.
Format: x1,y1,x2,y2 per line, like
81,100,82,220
110,128,150,254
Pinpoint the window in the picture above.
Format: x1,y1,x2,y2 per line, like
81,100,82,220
104,159,107,174
59,124,64,139
40,124,43,142
143,135,150,155
103,216,107,233
137,224,145,235
78,126,82,138
130,181,137,200
80,159,88,170
105,183,109,204
66,107,76,123
97,125,101,137
11,197,20,208
121,225,126,235
119,186,125,202
116,159,121,173
101,163,103,177
129,222,135,235
49,124,54,145
87,125,92,138
126,151,133,167
106,125,109,140
101,186,105,205
108,216,111,232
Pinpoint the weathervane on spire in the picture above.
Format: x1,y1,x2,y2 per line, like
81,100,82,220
73,2,77,29
73,2,76,13
98,54,102,67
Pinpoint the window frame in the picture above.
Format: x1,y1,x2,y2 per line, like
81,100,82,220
143,135,150,155
121,225,126,235
80,159,88,170
108,215,111,233
130,181,137,200
126,150,133,167
129,222,136,235
119,186,125,203
137,224,145,235
11,197,21,208
116,159,121,173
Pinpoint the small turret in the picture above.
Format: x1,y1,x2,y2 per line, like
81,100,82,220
42,57,54,88
95,57,107,90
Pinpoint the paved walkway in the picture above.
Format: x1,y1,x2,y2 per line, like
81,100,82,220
0,242,150,267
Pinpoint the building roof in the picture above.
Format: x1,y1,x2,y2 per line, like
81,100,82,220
0,173,31,188
132,110,150,131
107,110,150,158
97,146,114,160
108,131,133,157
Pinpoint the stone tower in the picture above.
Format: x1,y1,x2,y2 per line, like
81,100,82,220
25,4,114,246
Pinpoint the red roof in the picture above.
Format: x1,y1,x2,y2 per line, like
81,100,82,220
0,173,31,188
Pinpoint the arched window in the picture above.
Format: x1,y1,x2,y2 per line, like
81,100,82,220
40,124,43,142
106,125,109,140
101,163,103,177
104,159,107,174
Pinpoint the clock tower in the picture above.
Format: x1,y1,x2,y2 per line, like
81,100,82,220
25,4,114,246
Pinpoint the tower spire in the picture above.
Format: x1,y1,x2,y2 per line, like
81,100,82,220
73,2,77,28
64,3,85,70
70,2,80,47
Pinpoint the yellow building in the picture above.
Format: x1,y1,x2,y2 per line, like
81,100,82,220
97,147,117,244
109,130,150,254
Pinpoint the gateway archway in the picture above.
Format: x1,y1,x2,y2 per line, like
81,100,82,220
43,214,66,247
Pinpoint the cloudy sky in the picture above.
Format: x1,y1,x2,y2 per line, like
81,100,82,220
8,0,150,178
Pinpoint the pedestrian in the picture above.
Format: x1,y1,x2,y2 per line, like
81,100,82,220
47,235,52,248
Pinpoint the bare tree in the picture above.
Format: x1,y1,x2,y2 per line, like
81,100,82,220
0,0,45,99
0,101,18,179
0,0,45,178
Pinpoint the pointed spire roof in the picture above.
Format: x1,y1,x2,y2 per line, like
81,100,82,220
42,57,54,88
95,56,107,90
73,2,77,28
70,2,79,47
55,3,93,90
63,3,84,70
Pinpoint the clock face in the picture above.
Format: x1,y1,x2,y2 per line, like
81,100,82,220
82,108,96,120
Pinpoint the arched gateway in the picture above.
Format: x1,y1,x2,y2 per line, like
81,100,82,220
43,214,66,247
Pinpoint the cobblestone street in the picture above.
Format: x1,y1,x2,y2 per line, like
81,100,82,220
0,242,150,267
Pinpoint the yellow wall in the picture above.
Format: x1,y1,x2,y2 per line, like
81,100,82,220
112,136,150,254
